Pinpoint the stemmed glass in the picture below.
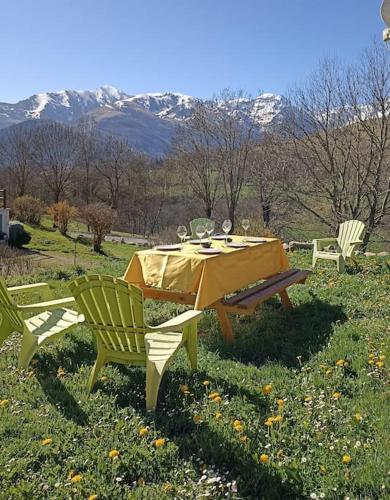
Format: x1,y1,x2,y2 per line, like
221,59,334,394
222,219,232,245
241,218,250,239
177,225,187,248
196,224,206,242
205,220,215,241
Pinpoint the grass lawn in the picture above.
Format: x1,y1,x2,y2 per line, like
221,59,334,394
0,229,389,499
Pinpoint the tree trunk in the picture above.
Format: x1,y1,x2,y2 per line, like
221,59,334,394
262,203,271,228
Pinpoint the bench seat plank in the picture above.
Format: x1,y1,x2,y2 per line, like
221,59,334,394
223,269,310,310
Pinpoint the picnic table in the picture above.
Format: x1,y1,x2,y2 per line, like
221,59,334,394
124,235,299,341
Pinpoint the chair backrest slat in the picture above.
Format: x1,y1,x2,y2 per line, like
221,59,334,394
69,275,146,355
337,220,365,257
0,279,24,346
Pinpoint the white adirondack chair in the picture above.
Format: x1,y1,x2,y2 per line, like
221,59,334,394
312,220,365,273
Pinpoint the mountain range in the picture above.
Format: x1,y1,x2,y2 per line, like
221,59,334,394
0,85,292,157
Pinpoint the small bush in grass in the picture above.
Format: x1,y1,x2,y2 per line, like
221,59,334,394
12,195,46,225
82,203,115,252
48,201,78,235
8,221,31,248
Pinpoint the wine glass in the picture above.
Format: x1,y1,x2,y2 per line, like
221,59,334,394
241,218,250,239
222,219,232,245
205,220,215,241
177,225,187,248
196,224,206,242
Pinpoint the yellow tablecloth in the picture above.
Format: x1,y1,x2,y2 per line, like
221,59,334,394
123,236,289,310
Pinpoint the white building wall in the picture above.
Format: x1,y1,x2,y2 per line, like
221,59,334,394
0,208,10,237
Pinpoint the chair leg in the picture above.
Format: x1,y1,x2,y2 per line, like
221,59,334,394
145,361,164,412
337,256,345,273
88,350,107,393
18,332,38,369
312,253,317,268
184,323,198,371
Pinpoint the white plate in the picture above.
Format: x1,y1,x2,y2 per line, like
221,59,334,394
197,248,223,255
226,242,248,248
244,237,268,243
188,239,209,244
155,244,182,251
212,235,232,241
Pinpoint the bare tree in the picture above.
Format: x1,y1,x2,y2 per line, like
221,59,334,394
211,89,260,229
76,117,99,205
32,122,79,203
284,47,390,248
82,203,115,252
249,133,288,228
0,126,35,197
173,103,222,218
95,136,132,209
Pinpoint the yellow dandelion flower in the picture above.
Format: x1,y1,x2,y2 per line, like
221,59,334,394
179,384,189,394
139,427,149,437
202,380,210,386
193,415,202,425
304,396,312,402
376,361,384,368
108,449,119,459
265,418,274,427
262,384,273,396
41,438,52,446
325,369,332,375
71,474,82,483
214,412,222,420
274,415,283,423
233,419,242,427
154,438,166,448
208,391,220,399
100,375,108,381
332,392,342,400
0,399,10,407
240,435,248,443
163,483,173,492
368,360,374,365
368,353,375,359
336,359,345,367
67,470,76,480
342,454,352,465
212,396,222,403
354,413,362,423
57,367,66,377
88,495,98,500
379,354,386,360
259,453,269,464
276,399,285,407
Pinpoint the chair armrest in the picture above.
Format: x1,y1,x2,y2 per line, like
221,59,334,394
350,240,363,245
148,310,203,333
17,297,77,313
313,238,337,251
7,282,52,301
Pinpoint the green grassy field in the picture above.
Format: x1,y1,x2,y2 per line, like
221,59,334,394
0,225,389,499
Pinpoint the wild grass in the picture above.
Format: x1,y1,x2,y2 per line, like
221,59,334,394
0,245,389,499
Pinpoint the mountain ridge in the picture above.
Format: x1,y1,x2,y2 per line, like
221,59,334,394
0,86,292,156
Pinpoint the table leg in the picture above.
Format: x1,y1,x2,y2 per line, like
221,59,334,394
279,289,293,309
215,306,234,343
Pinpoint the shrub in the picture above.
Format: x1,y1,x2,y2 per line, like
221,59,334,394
47,201,78,235
12,196,46,225
82,203,115,252
8,221,31,248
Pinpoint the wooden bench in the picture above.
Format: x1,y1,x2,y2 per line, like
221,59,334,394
219,268,311,316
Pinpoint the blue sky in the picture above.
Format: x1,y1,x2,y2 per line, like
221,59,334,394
0,0,384,102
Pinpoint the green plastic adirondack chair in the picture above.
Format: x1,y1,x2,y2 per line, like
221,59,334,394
0,279,84,368
68,275,203,411
190,218,213,238
312,220,365,273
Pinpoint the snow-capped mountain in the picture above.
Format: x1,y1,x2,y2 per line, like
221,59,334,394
0,86,292,156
